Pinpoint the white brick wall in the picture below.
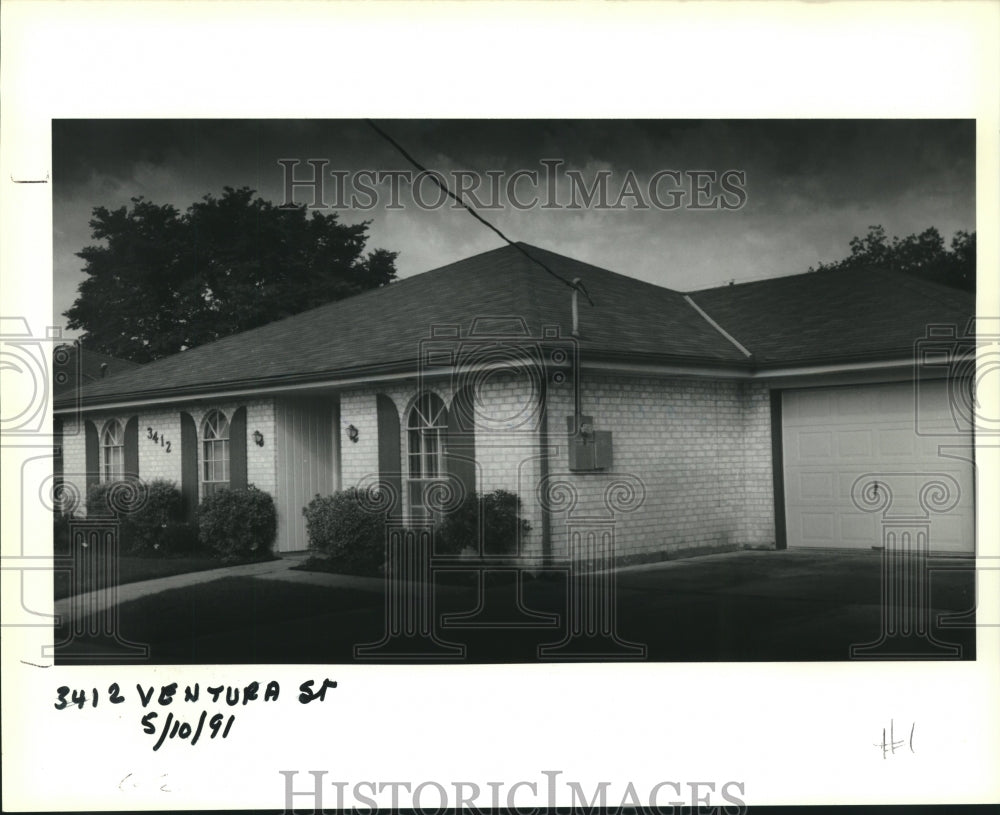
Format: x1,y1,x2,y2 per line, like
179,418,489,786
138,409,182,484
544,374,775,562
59,414,88,515
183,400,277,497
339,389,382,490
337,377,546,556
59,398,277,513
58,374,776,563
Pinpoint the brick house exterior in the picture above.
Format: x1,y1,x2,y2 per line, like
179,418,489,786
53,243,976,561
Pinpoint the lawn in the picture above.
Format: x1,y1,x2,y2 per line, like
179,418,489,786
53,550,978,664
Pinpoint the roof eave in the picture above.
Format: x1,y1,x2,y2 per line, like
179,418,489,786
53,348,931,415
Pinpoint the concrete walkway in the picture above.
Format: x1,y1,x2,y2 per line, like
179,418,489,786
54,549,523,619
53,556,303,619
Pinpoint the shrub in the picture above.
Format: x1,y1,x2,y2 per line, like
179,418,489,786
435,489,530,556
85,479,196,554
86,480,130,517
302,487,386,573
198,485,277,561
53,511,74,555
122,480,182,554
157,521,202,554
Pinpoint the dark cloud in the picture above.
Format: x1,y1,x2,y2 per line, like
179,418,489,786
53,119,975,332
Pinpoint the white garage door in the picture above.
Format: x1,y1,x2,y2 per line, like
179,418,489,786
782,381,974,554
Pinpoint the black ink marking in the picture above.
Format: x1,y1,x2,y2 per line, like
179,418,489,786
191,710,207,746
152,711,173,751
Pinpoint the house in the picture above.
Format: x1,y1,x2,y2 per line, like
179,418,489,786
51,345,142,500
52,344,143,397
52,243,976,562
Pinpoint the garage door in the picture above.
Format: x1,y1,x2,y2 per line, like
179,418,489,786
782,381,974,554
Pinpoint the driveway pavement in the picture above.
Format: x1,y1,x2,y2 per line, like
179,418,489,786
52,549,977,664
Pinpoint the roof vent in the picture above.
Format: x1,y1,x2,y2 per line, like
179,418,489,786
100,362,109,378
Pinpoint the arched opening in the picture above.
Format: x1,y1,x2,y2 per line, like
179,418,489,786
406,392,447,521
100,419,125,482
202,409,231,497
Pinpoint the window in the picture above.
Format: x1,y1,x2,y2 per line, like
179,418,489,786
202,410,230,496
100,419,125,482
407,393,447,520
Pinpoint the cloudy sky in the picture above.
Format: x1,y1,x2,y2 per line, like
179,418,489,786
52,119,974,335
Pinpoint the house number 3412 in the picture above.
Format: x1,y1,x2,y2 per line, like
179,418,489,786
146,427,172,453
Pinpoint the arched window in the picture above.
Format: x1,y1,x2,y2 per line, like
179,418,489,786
100,419,124,482
407,393,447,519
202,410,230,496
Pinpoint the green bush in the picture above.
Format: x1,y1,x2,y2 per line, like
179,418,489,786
157,521,202,554
435,489,530,556
302,487,386,573
198,485,276,561
85,479,197,554
53,511,74,555
86,480,138,517
122,480,182,553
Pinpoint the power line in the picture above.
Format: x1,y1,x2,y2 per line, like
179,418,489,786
365,119,594,306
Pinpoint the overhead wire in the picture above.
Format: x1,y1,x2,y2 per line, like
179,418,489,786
365,119,594,307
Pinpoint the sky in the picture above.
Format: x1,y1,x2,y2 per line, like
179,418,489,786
52,119,975,336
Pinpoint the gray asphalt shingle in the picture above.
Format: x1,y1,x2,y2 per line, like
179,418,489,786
56,242,975,408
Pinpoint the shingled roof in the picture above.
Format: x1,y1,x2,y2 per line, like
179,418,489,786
689,266,974,367
55,242,974,410
52,345,142,396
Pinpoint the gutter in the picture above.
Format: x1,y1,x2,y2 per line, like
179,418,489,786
53,353,931,415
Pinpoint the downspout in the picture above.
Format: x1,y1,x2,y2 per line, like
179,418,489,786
571,277,581,338
571,277,584,423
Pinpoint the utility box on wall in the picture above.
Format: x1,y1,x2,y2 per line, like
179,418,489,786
567,415,613,471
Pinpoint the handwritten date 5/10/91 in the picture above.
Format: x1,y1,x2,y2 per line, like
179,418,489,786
54,679,337,751
143,709,235,751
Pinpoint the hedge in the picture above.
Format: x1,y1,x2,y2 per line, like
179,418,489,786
302,487,386,573
198,485,276,561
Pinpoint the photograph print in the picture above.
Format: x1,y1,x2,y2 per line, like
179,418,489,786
49,118,978,665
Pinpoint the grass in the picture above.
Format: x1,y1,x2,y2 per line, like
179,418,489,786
55,576,388,663
291,553,383,578
51,550,978,664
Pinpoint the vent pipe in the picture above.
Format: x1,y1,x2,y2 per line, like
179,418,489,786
100,362,109,378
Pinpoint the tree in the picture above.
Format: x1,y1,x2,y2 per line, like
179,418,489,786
810,225,975,292
65,187,398,362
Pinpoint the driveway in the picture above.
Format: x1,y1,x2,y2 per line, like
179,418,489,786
53,549,977,664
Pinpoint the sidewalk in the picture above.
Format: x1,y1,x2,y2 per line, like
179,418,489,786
53,556,300,619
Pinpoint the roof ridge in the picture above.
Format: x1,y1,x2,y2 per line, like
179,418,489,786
516,242,685,297
689,263,975,302
872,266,974,311
683,295,753,358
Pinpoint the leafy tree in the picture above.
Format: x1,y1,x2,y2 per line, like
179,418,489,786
65,187,398,362
811,225,975,292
